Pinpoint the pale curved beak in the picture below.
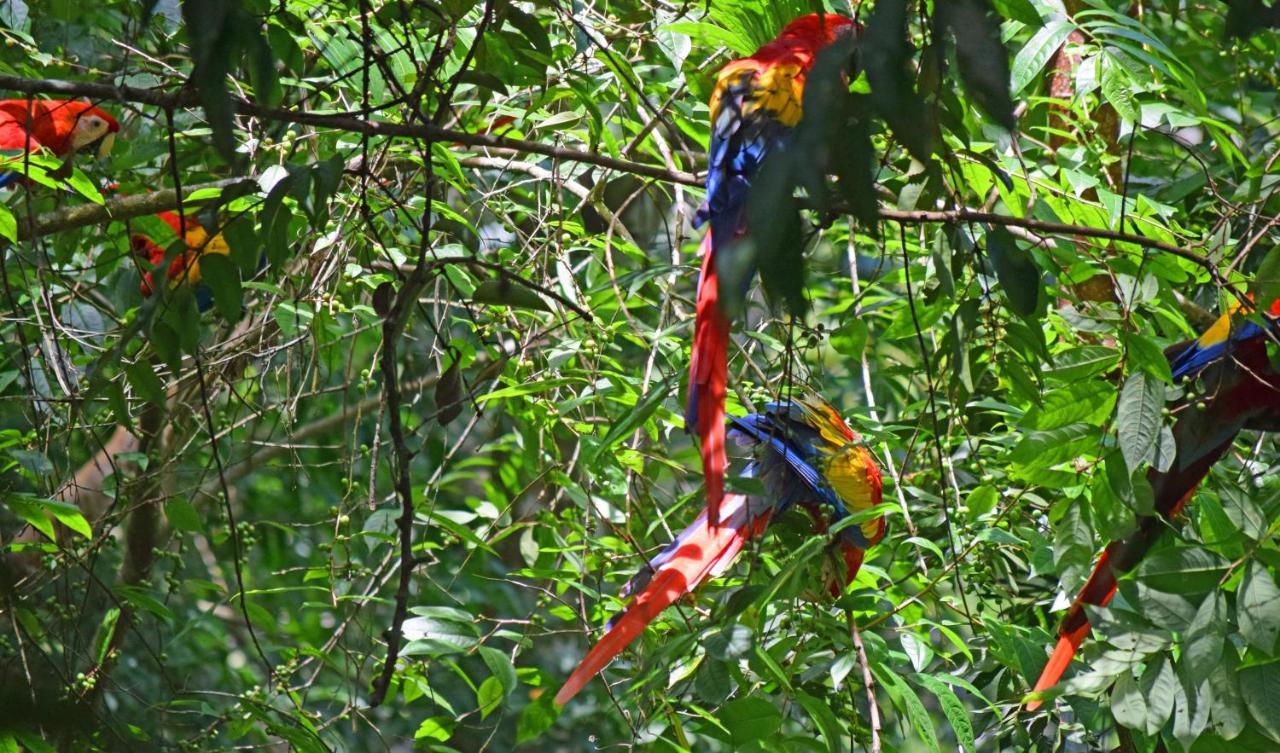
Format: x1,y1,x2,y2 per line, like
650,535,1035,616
97,132,116,159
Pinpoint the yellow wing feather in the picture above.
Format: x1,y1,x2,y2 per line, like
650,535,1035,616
708,60,806,131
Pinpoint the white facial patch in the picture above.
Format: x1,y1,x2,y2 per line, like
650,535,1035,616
70,115,111,154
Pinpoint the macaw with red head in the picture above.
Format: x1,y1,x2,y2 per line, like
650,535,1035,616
688,13,861,527
555,394,885,706
0,99,119,186
1028,295,1280,710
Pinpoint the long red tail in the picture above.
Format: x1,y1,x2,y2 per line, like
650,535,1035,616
1027,435,1233,709
687,233,729,526
555,494,766,705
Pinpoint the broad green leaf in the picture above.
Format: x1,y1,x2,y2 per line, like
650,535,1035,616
1238,561,1280,654
1116,372,1164,471
198,253,242,321
515,693,558,743
1112,669,1146,729
719,696,782,747
585,375,674,464
1010,18,1074,94
914,673,975,751
1101,51,1141,123
1182,592,1225,679
793,691,843,753
1208,646,1247,741
986,226,1042,317
942,0,1016,129
1137,547,1229,594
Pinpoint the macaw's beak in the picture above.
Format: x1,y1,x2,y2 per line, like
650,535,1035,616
96,131,116,159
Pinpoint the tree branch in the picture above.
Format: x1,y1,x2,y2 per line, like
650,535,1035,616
3,76,1220,273
16,178,258,240
0,75,701,188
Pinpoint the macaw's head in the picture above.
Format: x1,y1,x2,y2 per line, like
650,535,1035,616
131,211,231,297
777,13,860,49
54,101,121,159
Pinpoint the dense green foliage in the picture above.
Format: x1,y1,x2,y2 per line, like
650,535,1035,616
2,0,1280,751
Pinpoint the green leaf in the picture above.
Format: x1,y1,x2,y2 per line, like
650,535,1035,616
1137,546,1229,594
517,691,558,742
472,279,552,312
992,0,1041,25
198,253,242,320
1010,18,1074,94
93,607,121,665
401,607,481,656
477,675,503,719
745,153,806,317
1140,656,1176,735
44,499,91,539
1101,52,1141,123
1116,372,1164,470
793,691,843,753
1240,661,1280,743
479,646,518,696
706,623,753,661
863,0,935,161
1208,646,1246,741
1008,422,1098,468
942,0,1016,129
1132,582,1195,631
877,669,942,753
125,361,166,406
1020,380,1117,430
164,499,202,533
415,716,455,742
1220,487,1269,541
182,0,238,162
914,673,975,751
1172,668,1210,750
585,375,674,465
718,696,782,747
1239,561,1280,654
1112,669,1146,730
0,203,16,243
13,732,56,753
1182,592,1225,678
985,226,1041,317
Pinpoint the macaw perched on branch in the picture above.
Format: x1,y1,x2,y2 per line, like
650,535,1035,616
131,211,231,310
688,14,860,527
1028,296,1280,710
0,99,119,186
555,395,885,706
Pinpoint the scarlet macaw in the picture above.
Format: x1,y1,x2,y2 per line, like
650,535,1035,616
555,395,884,705
1028,296,1280,710
130,211,231,310
0,99,119,186
688,14,860,527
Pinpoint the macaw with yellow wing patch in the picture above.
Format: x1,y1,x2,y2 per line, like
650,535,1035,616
0,99,119,187
555,394,884,705
1028,295,1280,710
131,210,231,311
689,14,861,527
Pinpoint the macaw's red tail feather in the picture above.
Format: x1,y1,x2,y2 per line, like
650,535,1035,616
1027,550,1118,710
1030,426,1224,710
828,544,866,598
687,233,729,527
555,494,763,706
1027,626,1090,711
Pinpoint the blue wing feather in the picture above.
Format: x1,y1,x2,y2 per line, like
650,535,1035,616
1169,319,1269,381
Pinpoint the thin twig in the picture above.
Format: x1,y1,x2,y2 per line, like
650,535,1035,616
849,611,882,753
